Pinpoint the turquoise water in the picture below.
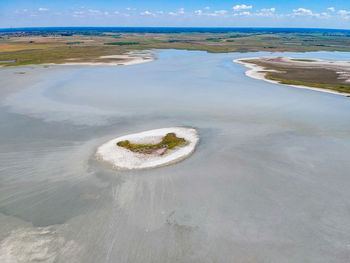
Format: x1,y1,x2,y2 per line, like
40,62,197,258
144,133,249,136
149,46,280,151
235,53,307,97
0,50,350,262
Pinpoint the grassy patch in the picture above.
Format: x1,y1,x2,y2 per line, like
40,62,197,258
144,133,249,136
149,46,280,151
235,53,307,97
265,73,350,94
66,41,84,45
291,58,317,62
117,133,187,154
104,42,139,46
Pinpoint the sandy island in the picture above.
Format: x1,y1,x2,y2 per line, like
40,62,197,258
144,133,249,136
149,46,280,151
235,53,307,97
234,57,350,97
95,127,199,170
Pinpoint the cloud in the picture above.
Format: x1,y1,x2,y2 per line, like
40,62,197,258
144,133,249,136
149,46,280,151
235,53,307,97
205,10,228,17
15,9,28,14
239,11,251,16
254,7,276,16
291,8,330,18
292,8,314,16
195,10,202,15
114,11,120,15
140,10,154,16
233,4,252,11
73,11,84,17
88,9,102,15
38,8,48,12
204,6,210,10
338,10,350,18
168,8,185,16
327,7,335,12
261,8,275,13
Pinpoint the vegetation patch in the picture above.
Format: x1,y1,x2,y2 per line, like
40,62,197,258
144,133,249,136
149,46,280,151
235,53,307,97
116,133,187,155
66,41,84,45
291,58,317,62
104,42,140,46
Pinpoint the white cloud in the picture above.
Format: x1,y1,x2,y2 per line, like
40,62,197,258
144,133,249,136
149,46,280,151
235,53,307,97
114,11,120,15
233,4,252,11
320,12,330,18
15,9,28,14
73,11,84,17
338,10,350,15
205,10,228,17
338,10,350,18
104,11,109,16
195,10,202,15
204,6,210,10
240,11,251,16
255,7,276,16
38,8,48,12
215,10,227,15
156,11,164,15
327,7,335,12
293,8,314,16
291,8,331,18
140,10,154,16
168,8,185,16
88,9,102,15
261,8,275,13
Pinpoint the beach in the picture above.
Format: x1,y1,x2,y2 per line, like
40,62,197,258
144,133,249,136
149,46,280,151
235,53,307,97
234,57,350,97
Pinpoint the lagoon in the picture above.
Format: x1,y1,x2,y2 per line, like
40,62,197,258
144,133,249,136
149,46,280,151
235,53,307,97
0,50,350,262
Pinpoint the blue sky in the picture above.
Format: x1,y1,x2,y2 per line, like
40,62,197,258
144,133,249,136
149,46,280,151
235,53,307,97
1,0,350,29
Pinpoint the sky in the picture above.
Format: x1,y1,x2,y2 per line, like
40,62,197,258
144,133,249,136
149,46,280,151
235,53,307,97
1,0,350,29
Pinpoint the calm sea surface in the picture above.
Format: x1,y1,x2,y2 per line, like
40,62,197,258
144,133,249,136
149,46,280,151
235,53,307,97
0,50,350,262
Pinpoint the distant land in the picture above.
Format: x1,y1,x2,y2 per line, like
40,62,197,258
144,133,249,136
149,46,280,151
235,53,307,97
2,27,350,67
2,27,350,34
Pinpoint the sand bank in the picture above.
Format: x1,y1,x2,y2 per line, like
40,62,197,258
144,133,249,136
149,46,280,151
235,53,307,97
234,57,350,97
95,127,199,170
53,51,154,67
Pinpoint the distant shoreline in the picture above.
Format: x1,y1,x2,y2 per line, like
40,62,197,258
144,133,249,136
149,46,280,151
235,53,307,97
234,57,350,97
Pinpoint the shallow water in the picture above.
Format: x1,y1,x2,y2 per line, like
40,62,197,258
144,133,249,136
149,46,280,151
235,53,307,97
0,50,350,262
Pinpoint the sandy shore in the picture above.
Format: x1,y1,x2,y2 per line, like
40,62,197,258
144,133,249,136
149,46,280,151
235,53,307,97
95,127,199,170
50,51,155,67
234,57,350,97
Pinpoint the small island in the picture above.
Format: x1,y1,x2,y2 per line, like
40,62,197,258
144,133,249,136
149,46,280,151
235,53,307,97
96,127,199,170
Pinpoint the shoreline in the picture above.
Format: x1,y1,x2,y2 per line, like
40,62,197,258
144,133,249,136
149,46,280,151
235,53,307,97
234,57,350,97
0,51,155,68
95,127,199,170
59,52,154,66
